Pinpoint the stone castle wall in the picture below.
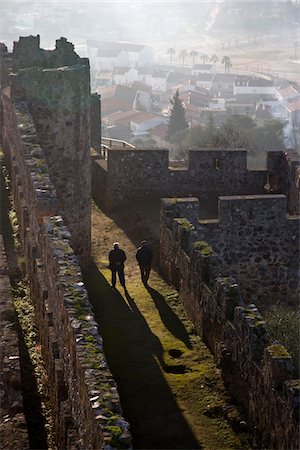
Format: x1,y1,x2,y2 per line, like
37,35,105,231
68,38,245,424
1,36,91,267
160,198,299,450
92,148,268,209
0,38,131,449
267,150,300,215
198,195,299,308
0,237,29,450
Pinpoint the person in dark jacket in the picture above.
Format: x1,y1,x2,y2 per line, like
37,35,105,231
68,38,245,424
136,240,153,286
109,242,127,289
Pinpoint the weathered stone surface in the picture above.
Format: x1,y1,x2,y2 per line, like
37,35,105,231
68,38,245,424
198,194,299,308
1,35,91,268
0,37,131,449
160,198,300,450
0,236,29,450
93,147,270,209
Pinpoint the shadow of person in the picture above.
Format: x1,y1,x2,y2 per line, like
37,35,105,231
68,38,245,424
83,262,202,449
147,286,192,350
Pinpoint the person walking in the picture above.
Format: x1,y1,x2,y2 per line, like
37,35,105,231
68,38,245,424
136,240,153,286
109,242,127,290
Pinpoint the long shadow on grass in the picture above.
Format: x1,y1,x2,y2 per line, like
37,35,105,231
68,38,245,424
16,318,48,450
0,156,21,280
84,262,202,450
147,286,192,350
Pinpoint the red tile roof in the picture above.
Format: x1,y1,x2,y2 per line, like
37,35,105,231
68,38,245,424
148,123,168,139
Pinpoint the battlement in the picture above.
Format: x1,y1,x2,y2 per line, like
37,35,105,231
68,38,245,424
1,37,92,266
217,194,288,224
160,199,299,449
0,37,129,448
12,35,89,72
92,147,270,210
162,195,299,309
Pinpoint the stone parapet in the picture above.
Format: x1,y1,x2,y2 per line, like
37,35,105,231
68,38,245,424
1,35,91,267
92,147,275,210
24,217,131,449
160,198,299,450
0,236,29,450
199,194,299,308
0,36,131,449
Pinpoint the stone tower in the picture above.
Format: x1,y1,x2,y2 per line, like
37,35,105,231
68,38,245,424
1,36,92,266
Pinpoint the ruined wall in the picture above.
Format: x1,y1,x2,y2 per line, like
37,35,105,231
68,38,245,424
198,195,299,309
160,199,299,450
0,38,131,449
92,147,268,209
0,237,29,450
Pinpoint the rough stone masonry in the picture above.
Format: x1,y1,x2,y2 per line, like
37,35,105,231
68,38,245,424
0,36,130,449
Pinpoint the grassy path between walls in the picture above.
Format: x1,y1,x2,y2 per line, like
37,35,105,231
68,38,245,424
84,202,252,450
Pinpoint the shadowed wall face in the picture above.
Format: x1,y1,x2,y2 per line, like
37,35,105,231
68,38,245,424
93,148,269,210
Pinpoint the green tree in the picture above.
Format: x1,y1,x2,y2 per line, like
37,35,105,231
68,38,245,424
166,89,189,143
181,114,285,168
167,47,176,65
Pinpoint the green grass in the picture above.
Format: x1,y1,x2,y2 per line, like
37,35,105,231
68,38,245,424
84,257,250,449
265,308,299,376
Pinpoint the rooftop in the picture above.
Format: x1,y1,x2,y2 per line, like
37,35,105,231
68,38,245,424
97,48,121,58
113,66,132,75
277,85,299,98
196,73,214,81
131,112,164,124
192,64,213,71
213,73,236,83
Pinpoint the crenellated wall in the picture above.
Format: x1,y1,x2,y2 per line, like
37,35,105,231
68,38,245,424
160,198,299,450
92,147,268,210
92,147,300,213
267,149,300,215
0,236,29,450
0,37,131,449
1,35,92,267
198,194,299,308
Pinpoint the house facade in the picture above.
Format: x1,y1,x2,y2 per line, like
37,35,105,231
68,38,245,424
234,76,276,96
192,64,215,75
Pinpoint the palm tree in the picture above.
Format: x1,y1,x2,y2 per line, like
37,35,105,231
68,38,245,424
221,56,232,74
189,50,198,66
210,54,219,67
200,53,209,64
167,47,176,66
179,49,188,67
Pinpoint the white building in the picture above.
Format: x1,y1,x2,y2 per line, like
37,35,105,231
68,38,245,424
234,76,276,96
151,70,168,92
112,67,138,85
196,73,214,90
130,113,168,136
209,98,226,111
192,64,215,76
